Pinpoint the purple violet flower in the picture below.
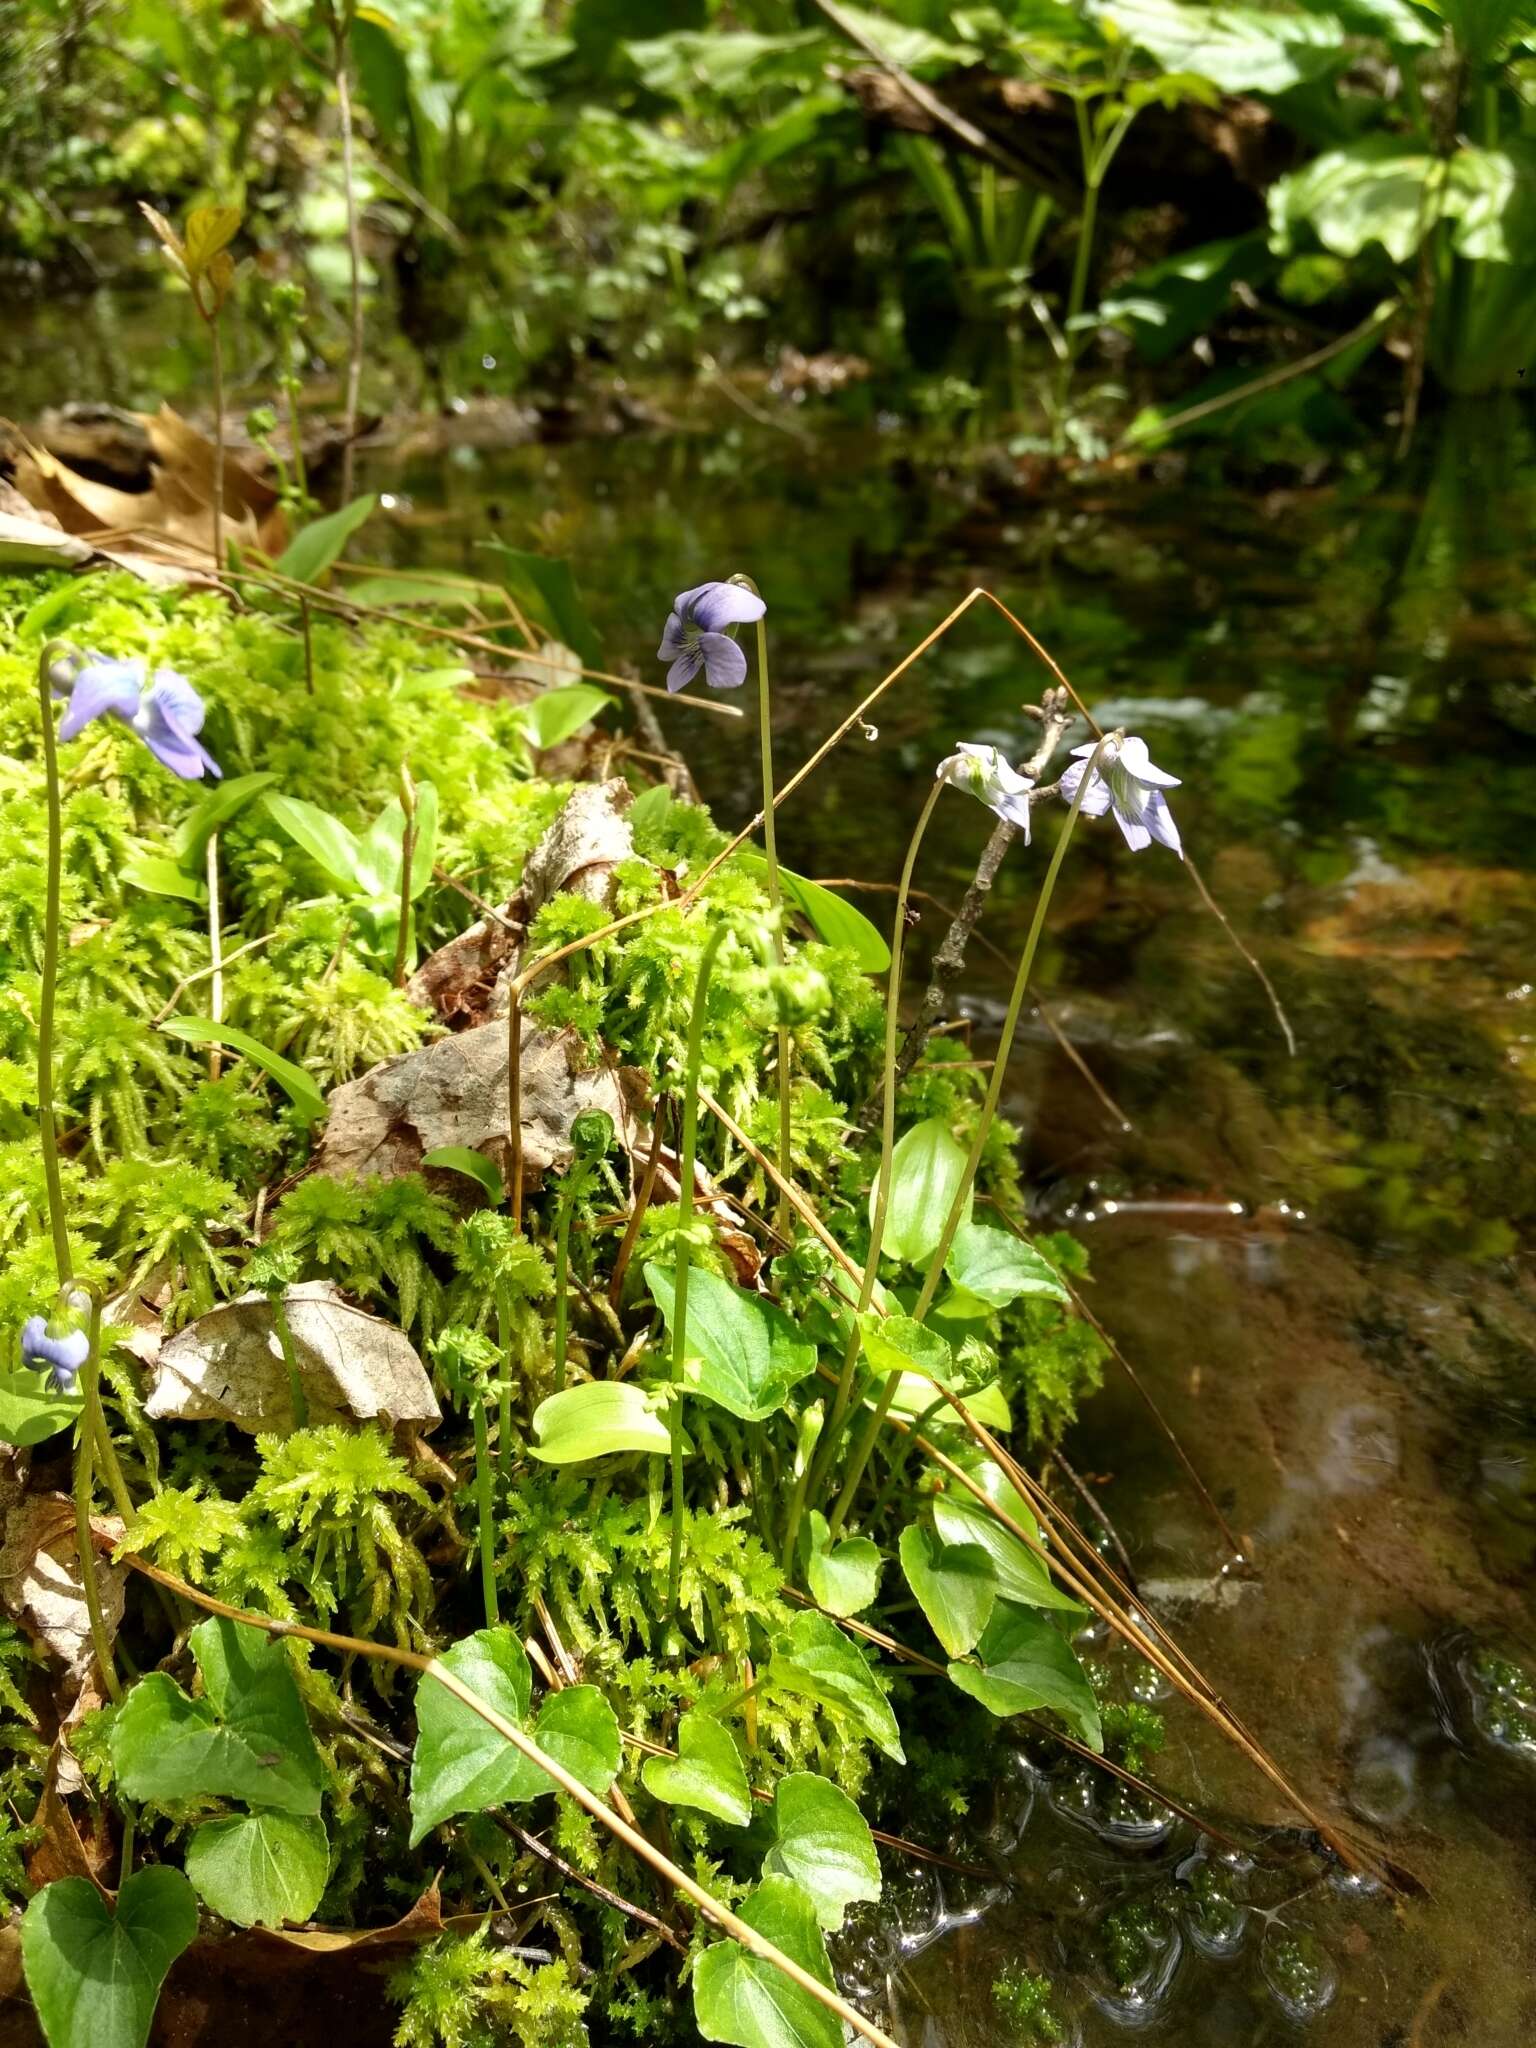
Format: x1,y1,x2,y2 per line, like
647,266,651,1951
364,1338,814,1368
657,581,766,692
20,1315,88,1396
936,742,1036,838
51,650,221,781
1060,735,1182,856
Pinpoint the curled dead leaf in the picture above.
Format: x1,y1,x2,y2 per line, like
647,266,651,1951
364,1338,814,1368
0,1490,124,1689
315,1021,638,1194
147,1283,440,1434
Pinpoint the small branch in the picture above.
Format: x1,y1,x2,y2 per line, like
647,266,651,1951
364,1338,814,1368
334,17,365,501
1048,1446,1138,1594
892,686,1075,1090
1184,853,1296,1058
496,1817,685,1953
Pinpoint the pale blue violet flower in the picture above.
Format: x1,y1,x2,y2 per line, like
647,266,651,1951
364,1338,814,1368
1060,735,1181,856
657,581,766,692
936,742,1036,838
51,649,221,781
21,1315,89,1396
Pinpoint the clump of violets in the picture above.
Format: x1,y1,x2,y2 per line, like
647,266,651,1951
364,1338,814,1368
48,645,222,781
936,742,1036,836
20,1308,89,1396
657,581,766,692
1060,733,1181,855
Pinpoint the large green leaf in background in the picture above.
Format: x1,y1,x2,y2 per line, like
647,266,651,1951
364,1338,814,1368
1089,0,1346,93
111,1616,324,1815
481,543,603,669
409,1627,545,1843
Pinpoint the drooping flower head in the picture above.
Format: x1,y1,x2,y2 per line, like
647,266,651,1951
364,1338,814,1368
657,581,766,693
936,742,1036,838
1060,734,1181,856
20,1313,89,1397
47,644,221,781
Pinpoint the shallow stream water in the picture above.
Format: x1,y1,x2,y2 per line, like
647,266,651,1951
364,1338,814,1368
7,294,1536,2045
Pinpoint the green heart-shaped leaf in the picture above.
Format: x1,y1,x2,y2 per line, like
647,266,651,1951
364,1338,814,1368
947,1603,1103,1749
641,1712,751,1825
803,1511,882,1619
645,1265,817,1422
692,1876,841,2048
767,1613,903,1762
21,1868,198,2048
762,1773,881,1931
110,1617,324,1814
899,1521,997,1658
409,1627,546,1845
185,1811,329,1928
532,1685,620,1797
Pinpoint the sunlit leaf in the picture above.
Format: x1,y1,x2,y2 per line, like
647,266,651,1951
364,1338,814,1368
767,1612,903,1761
184,1811,329,1929
692,1875,841,2048
646,1264,817,1421
641,1711,752,1824
159,1018,326,1127
275,496,378,586
947,1603,1103,1748
899,1521,997,1657
762,1773,881,1930
529,1381,678,1462
803,1510,882,1618
408,1627,545,1844
871,1117,970,1265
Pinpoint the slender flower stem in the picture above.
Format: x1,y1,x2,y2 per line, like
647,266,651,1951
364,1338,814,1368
831,739,1112,1532
34,650,72,1289
797,780,944,1555
208,307,226,572
495,1281,514,1474
552,1173,576,1396
335,11,365,502
73,1300,120,1703
753,612,793,1235
666,923,728,1624
205,830,223,1081
393,763,416,988
471,1397,498,1627
910,734,1113,1322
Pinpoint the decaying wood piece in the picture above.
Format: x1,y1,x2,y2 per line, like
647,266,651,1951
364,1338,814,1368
147,1282,440,1433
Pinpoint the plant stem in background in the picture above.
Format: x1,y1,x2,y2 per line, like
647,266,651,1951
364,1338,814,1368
794,779,944,1558
471,1396,498,1626
393,763,416,987
666,923,728,1623
34,649,72,1289
753,613,793,1234
494,1281,514,1474
301,596,316,695
207,308,226,570
831,739,1111,1531
912,736,1112,1319
205,830,223,1080
73,1298,120,1703
334,5,365,501
552,1171,576,1396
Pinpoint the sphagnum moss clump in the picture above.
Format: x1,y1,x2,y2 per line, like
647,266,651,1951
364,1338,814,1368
0,564,1252,2048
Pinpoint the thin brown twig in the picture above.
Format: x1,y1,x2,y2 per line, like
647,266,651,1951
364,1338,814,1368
1048,1446,1139,1593
496,1817,686,1953
1184,853,1297,1057
609,1113,666,1305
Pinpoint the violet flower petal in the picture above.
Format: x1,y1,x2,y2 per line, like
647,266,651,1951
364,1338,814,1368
697,631,749,690
665,644,706,693
657,611,688,661
133,672,222,781
681,581,766,633
57,657,144,741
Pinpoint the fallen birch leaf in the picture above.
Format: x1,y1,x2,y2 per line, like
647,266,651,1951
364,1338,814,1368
517,776,635,919
146,1282,440,1433
316,1020,636,1192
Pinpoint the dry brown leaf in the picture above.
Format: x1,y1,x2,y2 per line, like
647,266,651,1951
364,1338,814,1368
317,1020,638,1191
0,1491,124,1688
406,902,521,1028
26,1744,112,1891
250,1880,449,1956
147,1282,440,1434
517,776,635,918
